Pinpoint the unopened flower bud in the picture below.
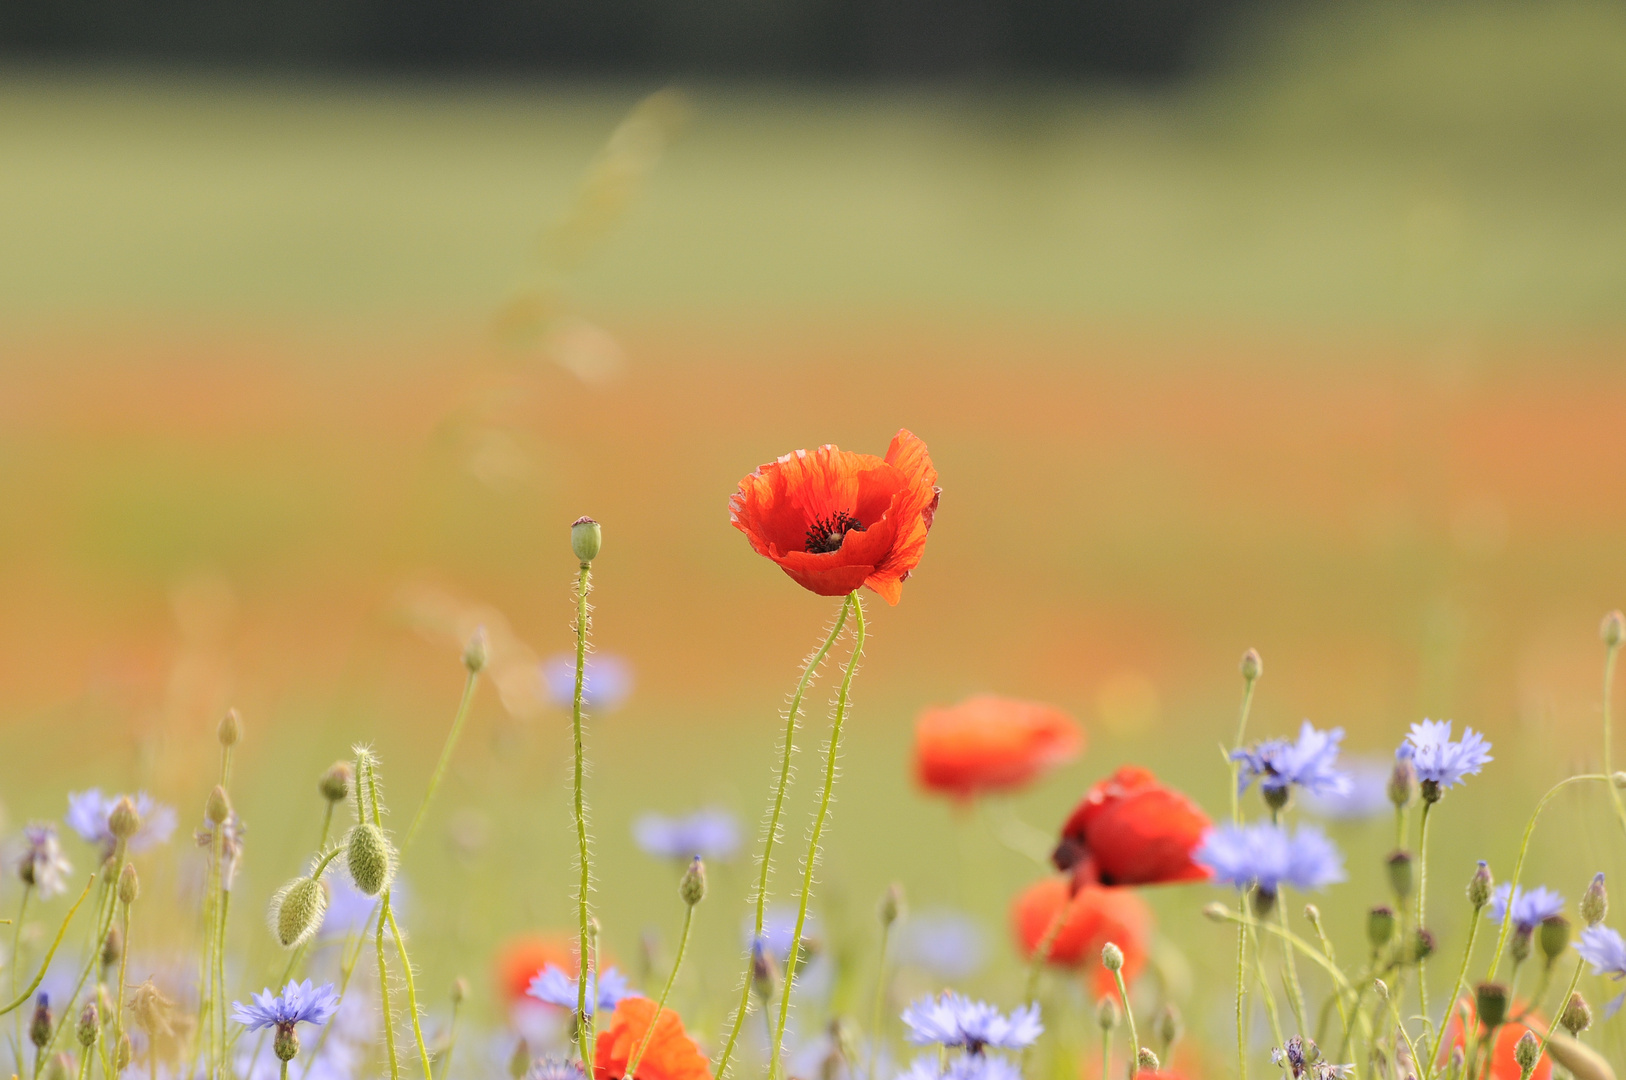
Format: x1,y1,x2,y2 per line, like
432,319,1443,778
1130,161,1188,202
1448,1047,1465,1080
1511,926,1533,964
218,709,241,748
463,627,488,674
275,1024,300,1062
508,1040,531,1080
206,785,232,826
1603,611,1624,648
1581,872,1608,926
101,926,122,970
1101,942,1124,972
1513,1031,1540,1074
1096,996,1120,1031
118,863,139,905
116,1034,132,1071
751,942,779,1002
319,761,352,804
108,797,140,841
1303,904,1324,931
30,994,52,1048
1262,785,1291,812
1412,927,1436,963
1240,649,1262,682
1468,861,1493,909
1476,983,1509,1030
1154,1004,1181,1050
76,1002,98,1048
346,823,394,896
1388,759,1416,809
1387,851,1415,899
571,517,602,564
878,883,904,927
272,877,328,948
1539,915,1571,963
1203,902,1231,922
1367,906,1396,950
1614,771,1626,790
1372,978,1389,1001
1136,1048,1160,1071
451,978,469,1006
1561,991,1592,1035
679,857,706,906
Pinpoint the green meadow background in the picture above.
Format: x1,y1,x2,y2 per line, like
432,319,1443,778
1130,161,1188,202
2,0,1626,1070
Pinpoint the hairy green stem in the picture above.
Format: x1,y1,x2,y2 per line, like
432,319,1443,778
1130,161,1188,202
363,756,401,1080
11,885,31,1076
1530,957,1584,1074
626,905,694,1080
1235,896,1248,1080
714,596,854,1079
572,562,596,1065
37,848,125,1073
403,667,480,853
385,902,433,1080
770,593,865,1080
1417,800,1434,1030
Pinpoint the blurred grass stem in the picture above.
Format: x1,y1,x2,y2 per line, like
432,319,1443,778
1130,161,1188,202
1111,962,1139,1079
625,905,694,1080
403,666,480,853
0,875,94,1017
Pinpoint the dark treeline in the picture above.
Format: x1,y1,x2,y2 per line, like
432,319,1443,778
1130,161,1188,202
0,0,1263,80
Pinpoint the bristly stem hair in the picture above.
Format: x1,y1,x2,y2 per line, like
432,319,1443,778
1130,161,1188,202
362,754,401,1080
715,595,854,1079
572,559,596,1065
770,592,865,1080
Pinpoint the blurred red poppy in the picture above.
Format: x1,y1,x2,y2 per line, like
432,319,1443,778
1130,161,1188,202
595,997,713,1080
1442,999,1551,1080
495,933,576,1004
1053,766,1211,886
915,695,1084,797
1011,876,1152,997
729,429,940,605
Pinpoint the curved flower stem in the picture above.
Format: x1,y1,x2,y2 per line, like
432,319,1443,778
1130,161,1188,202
299,921,373,1080
1112,964,1140,1079
384,901,433,1080
1427,903,1483,1075
0,875,95,1018
868,917,894,1080
1101,1027,1113,1080
362,756,401,1080
1417,800,1435,1031
1603,636,1626,835
572,561,596,1065
715,595,854,1079
10,885,30,1074
1249,922,1285,1049
1229,668,1259,826
769,592,865,1080
1484,775,1608,982
403,666,480,854
625,905,694,1080
438,994,463,1080
1530,957,1585,1073
1019,904,1069,1077
1276,902,1308,1035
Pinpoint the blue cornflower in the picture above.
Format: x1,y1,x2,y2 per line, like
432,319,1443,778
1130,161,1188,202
1233,721,1352,799
894,912,988,980
633,809,742,861
230,979,340,1032
541,654,634,712
899,1054,1024,1080
1300,757,1393,822
1487,884,1566,933
900,993,1042,1053
1194,822,1345,896
525,964,639,1017
1396,720,1492,791
526,1059,589,1080
66,790,177,857
1576,925,1626,1018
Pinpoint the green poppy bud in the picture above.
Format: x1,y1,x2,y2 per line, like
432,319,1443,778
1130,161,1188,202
108,797,140,842
463,627,489,674
1240,649,1262,682
1603,610,1624,648
1154,1004,1181,1050
206,785,232,827
272,877,328,949
218,709,241,748
1387,851,1415,899
1137,1048,1160,1071
1101,942,1124,972
1096,997,1120,1031
346,823,394,896
878,883,904,928
1367,906,1396,950
319,761,352,804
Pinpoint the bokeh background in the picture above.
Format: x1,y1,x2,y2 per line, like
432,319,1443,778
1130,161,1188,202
3,0,1626,1072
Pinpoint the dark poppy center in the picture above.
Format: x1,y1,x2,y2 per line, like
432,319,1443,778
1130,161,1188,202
804,510,865,554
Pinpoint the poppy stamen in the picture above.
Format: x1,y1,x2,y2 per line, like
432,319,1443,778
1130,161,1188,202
804,510,865,554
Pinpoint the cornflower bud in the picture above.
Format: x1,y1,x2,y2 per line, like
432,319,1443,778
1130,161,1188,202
1387,852,1415,899
76,1002,98,1048
1412,927,1436,963
463,627,488,674
30,994,52,1048
1240,648,1262,682
346,823,394,896
1251,887,1278,918
679,857,706,906
319,761,352,804
271,877,328,948
275,1025,300,1062
1154,1004,1181,1050
108,797,140,842
1137,1048,1160,1071
1561,991,1592,1035
1511,926,1533,964
100,925,123,970
206,785,231,827
1513,1031,1540,1076
1468,861,1493,909
1388,759,1416,809
118,864,139,905
1367,906,1396,950
1476,983,1509,1030
218,709,241,748
1101,942,1124,972
752,942,779,1002
1603,610,1624,648
1263,786,1291,812
878,883,904,928
1581,872,1608,926
1096,996,1120,1031
571,517,602,564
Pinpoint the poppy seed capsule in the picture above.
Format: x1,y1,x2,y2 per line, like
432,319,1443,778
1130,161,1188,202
118,864,139,905
272,877,328,948
319,761,352,804
1513,1031,1539,1073
108,797,140,841
218,709,241,748
1476,983,1509,1030
1387,851,1415,899
346,823,394,896
1581,872,1608,926
679,857,706,906
1539,915,1571,963
1561,991,1592,1035
206,785,231,827
275,1025,300,1062
1096,996,1120,1031
1468,861,1493,909
76,1002,98,1047
1101,942,1124,972
1603,610,1624,648
1136,1048,1160,1071
1240,649,1262,682
571,517,602,564
463,627,489,674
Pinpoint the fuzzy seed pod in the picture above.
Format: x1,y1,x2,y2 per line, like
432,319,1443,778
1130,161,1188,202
1468,861,1493,909
108,797,141,842
570,517,602,564
878,883,904,928
1540,915,1571,964
1561,991,1592,1035
1476,983,1509,1030
1581,872,1608,926
346,824,394,896
76,1002,98,1048
30,994,52,1048
1136,1048,1160,1071
1367,906,1396,949
1240,648,1262,682
1372,978,1389,1001
1101,942,1124,972
319,761,353,804
1095,996,1120,1031
1513,1031,1540,1073
1388,759,1416,809
679,857,706,906
1603,611,1624,648
1615,771,1626,790
272,877,328,949
751,943,779,1002
206,785,232,827
1387,851,1415,899
118,864,140,906
218,709,241,748
275,1025,300,1062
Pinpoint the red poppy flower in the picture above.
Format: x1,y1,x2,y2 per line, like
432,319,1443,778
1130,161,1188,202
1053,766,1211,887
1011,877,1152,998
494,933,576,1004
594,997,713,1080
915,695,1084,798
1442,999,1551,1080
729,429,940,605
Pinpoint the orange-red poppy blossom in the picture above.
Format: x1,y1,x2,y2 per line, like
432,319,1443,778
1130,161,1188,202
915,695,1084,797
495,933,577,1004
1441,1000,1552,1080
1011,877,1151,998
594,997,714,1080
1053,766,1211,887
729,429,940,605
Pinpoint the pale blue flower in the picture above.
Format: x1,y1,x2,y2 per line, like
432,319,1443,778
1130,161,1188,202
1195,822,1345,896
1487,884,1566,933
899,1055,1024,1080
231,979,340,1031
633,809,741,861
525,965,639,1017
17,824,73,899
1300,757,1392,821
895,912,987,980
542,654,633,712
1396,720,1492,790
1233,722,1352,799
900,993,1041,1052
1577,925,1626,1018
66,790,177,856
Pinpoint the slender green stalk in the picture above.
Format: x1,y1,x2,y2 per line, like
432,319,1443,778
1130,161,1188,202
403,667,480,853
299,921,373,1080
281,1061,288,1080
1229,663,1260,826
868,918,894,1080
1276,902,1308,1034
384,902,433,1080
1417,800,1435,1028
1530,958,1585,1073
1112,965,1139,1079
216,885,230,1077
438,994,463,1080
0,876,95,1017
1235,896,1248,1080
770,593,865,1080
1101,1027,1113,1080
1428,904,1484,1073
1603,635,1626,834
11,885,31,1076
1249,921,1284,1049
362,757,401,1080
572,562,596,1066
715,596,854,1079
112,900,131,1076
625,905,695,1080
1228,662,1257,1080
